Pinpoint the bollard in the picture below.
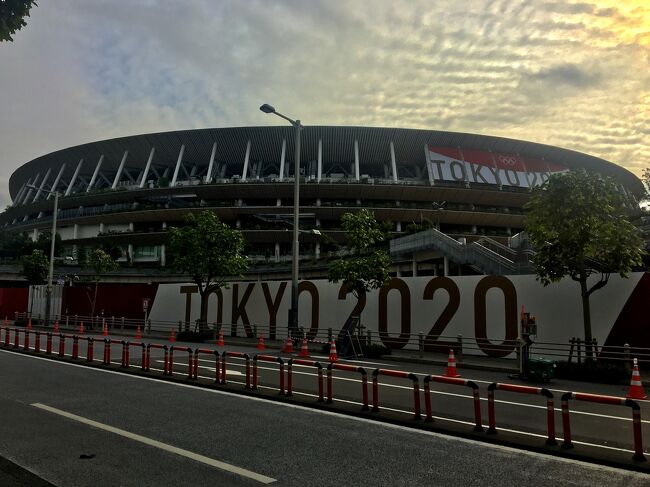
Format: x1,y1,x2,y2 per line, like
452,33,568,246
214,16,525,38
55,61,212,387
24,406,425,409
46,332,52,354
58,334,65,357
456,334,463,363
72,335,79,359
87,338,94,362
14,328,20,348
35,331,41,353
122,341,129,367
23,328,30,351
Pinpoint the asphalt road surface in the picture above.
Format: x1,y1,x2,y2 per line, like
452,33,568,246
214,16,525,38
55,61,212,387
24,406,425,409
0,347,649,486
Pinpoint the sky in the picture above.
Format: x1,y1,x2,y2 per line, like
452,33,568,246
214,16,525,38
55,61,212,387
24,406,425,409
0,0,648,208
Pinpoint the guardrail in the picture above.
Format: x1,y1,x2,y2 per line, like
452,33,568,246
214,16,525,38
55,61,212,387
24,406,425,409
424,375,483,432
487,383,555,445
286,358,323,401
0,326,647,465
326,364,368,410
372,369,421,420
252,355,285,395
561,392,646,462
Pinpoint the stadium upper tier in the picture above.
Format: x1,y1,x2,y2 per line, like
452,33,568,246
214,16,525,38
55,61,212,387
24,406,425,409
0,126,642,271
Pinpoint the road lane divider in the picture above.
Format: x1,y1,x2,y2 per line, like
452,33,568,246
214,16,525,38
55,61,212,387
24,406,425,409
193,348,220,383
30,402,277,484
487,383,556,446
221,351,250,387
286,358,323,401
145,343,168,372
425,375,484,432
372,369,421,420
168,346,193,379
253,355,285,395
326,363,369,410
561,392,646,462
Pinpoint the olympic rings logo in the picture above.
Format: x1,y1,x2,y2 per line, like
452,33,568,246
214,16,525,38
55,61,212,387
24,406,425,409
498,155,518,166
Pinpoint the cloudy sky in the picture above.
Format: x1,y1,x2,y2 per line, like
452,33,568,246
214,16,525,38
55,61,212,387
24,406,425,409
0,0,648,207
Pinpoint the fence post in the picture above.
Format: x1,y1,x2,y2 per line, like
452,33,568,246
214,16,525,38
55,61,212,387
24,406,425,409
624,343,631,373
121,317,125,331
418,332,424,358
457,334,463,363
327,327,333,342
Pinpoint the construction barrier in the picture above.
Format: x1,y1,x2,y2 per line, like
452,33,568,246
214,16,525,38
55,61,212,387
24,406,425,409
14,328,20,348
286,358,323,402
168,346,193,379
326,363,369,411
372,369,421,420
57,333,67,357
145,343,169,373
487,383,555,445
23,328,30,351
221,351,251,388
123,341,146,370
424,375,483,432
561,392,646,462
192,348,220,383
34,331,41,353
252,354,285,395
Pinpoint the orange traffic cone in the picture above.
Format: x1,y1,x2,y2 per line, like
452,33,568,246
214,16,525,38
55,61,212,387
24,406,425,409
627,358,648,400
282,336,294,353
169,329,176,343
79,322,84,335
444,348,460,378
217,329,225,346
53,321,59,334
135,325,142,340
257,334,265,351
27,318,32,329
102,320,108,336
329,340,338,362
298,336,310,358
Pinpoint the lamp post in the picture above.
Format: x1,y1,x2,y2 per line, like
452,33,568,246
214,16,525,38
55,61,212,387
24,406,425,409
260,104,303,336
25,185,59,326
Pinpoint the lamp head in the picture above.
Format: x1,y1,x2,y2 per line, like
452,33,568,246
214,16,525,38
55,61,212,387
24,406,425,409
259,104,276,114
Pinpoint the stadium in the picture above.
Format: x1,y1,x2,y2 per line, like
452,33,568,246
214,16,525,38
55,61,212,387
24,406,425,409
0,126,643,279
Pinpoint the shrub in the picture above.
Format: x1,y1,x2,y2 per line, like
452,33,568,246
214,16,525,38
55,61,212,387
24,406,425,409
554,361,628,384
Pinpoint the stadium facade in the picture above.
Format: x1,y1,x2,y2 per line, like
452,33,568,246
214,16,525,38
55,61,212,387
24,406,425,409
0,126,643,277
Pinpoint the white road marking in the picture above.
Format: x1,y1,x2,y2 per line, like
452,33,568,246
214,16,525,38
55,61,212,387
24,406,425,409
31,402,276,484
2,348,646,458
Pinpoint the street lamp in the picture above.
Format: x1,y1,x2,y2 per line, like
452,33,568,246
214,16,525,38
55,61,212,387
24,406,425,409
25,185,59,326
260,104,303,336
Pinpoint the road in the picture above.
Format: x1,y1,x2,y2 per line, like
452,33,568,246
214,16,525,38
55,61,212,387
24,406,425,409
0,348,648,486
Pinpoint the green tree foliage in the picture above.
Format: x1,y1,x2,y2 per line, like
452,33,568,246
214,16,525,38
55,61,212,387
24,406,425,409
84,248,119,317
525,170,644,357
328,209,392,305
0,232,29,260
169,211,249,327
20,232,62,259
0,0,37,42
21,249,48,314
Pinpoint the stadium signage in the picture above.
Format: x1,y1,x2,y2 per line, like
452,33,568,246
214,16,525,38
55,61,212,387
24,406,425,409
428,146,568,188
150,274,643,358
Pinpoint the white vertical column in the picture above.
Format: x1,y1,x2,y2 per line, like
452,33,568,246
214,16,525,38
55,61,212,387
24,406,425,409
160,244,166,267
317,139,323,182
279,139,286,182
390,141,398,182
205,142,217,183
13,181,29,206
48,164,66,199
139,148,156,188
443,256,449,277
354,140,360,180
170,145,185,187
241,140,251,181
111,151,129,189
22,173,41,204
424,144,434,186
87,155,104,192
33,168,52,202
65,159,84,196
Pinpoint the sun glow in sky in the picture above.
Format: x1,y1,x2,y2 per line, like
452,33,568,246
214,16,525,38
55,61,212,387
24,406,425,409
0,0,648,207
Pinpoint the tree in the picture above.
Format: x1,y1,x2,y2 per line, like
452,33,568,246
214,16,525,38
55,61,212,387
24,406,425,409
168,211,249,329
328,209,392,320
525,170,644,358
84,248,118,318
0,0,37,42
21,249,48,314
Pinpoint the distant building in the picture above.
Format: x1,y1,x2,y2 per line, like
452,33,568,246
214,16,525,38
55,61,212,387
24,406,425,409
1,126,643,277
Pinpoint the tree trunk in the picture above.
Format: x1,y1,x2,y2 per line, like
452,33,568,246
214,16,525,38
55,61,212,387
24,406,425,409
199,289,208,333
579,277,594,360
91,281,98,319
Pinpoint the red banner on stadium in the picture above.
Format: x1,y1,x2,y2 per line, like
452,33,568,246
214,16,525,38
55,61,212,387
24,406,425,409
427,146,568,188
